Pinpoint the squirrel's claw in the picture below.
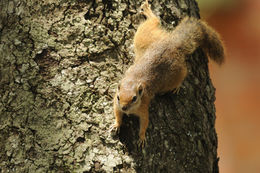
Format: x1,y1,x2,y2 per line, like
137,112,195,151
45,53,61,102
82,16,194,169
137,138,146,149
110,124,120,137
140,0,150,14
173,87,180,94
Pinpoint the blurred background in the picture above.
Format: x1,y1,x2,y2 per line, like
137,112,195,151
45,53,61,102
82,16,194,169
197,0,260,172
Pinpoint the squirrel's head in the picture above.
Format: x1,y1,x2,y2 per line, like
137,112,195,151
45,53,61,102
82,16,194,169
116,80,144,113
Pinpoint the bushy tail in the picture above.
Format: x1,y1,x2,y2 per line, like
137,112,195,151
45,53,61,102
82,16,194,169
172,17,225,65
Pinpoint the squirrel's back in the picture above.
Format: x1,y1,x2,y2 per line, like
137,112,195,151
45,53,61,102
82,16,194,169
125,38,187,96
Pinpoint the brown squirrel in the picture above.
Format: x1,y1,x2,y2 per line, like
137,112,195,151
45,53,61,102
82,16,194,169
112,0,224,147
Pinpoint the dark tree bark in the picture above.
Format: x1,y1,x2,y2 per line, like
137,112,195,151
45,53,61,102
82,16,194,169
0,0,218,172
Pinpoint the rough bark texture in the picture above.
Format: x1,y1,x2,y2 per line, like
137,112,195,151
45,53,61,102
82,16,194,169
0,0,218,172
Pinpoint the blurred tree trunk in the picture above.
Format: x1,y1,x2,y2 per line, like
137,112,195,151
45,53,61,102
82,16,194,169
0,0,218,172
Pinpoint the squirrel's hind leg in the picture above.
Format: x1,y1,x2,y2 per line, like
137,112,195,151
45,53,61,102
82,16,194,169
141,0,157,19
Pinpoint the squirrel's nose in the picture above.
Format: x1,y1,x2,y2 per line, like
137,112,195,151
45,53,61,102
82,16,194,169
122,106,127,111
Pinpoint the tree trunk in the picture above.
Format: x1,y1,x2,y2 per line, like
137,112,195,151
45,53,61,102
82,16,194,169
0,0,218,172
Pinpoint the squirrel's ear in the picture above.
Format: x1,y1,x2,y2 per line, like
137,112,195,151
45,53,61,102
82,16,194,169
138,83,144,96
117,82,121,91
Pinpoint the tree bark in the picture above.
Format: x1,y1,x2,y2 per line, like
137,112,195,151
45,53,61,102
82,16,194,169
0,0,218,172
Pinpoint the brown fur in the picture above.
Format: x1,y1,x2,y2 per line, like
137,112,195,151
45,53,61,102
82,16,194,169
113,0,225,147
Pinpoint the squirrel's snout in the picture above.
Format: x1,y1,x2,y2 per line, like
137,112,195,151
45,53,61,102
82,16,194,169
122,106,127,111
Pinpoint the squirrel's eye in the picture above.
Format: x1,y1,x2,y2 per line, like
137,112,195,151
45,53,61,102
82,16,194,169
132,96,137,102
117,95,120,101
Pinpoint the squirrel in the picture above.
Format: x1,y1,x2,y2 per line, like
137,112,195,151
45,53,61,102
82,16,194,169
112,0,224,148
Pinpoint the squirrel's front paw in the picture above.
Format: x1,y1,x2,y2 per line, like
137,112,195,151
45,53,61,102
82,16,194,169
173,86,180,94
110,124,120,137
137,137,146,149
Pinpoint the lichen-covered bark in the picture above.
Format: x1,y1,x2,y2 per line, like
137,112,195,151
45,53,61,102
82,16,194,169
0,0,218,172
